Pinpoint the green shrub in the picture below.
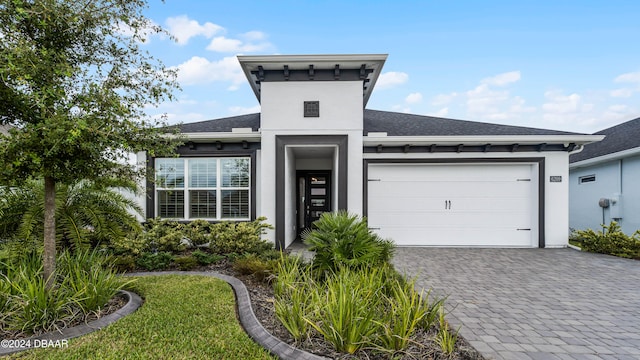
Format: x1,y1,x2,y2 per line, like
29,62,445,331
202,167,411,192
184,219,214,246
111,255,137,272
110,232,149,255
192,250,223,266
303,211,395,275
174,255,199,271
572,222,640,259
136,252,174,271
210,217,273,255
144,218,187,253
233,254,274,282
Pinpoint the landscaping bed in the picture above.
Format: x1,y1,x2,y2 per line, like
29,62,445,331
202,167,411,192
222,258,484,360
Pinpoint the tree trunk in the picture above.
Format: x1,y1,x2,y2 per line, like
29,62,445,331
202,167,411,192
43,175,56,290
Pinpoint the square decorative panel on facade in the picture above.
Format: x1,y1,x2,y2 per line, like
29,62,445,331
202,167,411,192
304,101,319,117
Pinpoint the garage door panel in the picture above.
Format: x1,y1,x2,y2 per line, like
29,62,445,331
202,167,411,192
369,209,530,228
367,163,536,247
374,226,532,247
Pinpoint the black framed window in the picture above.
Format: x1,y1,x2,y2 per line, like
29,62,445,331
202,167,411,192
155,157,250,220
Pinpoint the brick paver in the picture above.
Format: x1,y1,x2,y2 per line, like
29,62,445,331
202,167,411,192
392,248,640,360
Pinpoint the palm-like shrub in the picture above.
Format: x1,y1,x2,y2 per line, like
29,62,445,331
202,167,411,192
0,178,142,258
303,211,394,274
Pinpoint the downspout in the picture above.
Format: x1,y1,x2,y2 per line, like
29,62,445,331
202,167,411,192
568,144,584,155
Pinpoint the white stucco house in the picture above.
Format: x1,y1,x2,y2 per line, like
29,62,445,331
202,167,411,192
139,54,602,249
569,117,640,234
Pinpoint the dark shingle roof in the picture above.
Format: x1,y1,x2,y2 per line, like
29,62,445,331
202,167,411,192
363,109,581,136
179,113,260,133
570,117,640,163
176,109,583,137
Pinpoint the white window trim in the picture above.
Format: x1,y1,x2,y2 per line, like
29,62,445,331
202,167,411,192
156,157,251,221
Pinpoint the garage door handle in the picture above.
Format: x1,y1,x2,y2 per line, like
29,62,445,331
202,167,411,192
369,227,380,230
517,228,531,231
444,200,451,209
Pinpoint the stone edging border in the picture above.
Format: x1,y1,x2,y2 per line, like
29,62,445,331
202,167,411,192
0,290,142,356
125,271,327,360
1,271,325,359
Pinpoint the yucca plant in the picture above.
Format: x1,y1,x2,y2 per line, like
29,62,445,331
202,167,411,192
303,211,395,275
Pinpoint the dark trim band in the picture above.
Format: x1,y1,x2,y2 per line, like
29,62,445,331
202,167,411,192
275,135,348,250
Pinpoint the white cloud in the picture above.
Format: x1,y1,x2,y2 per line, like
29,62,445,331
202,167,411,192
405,92,423,104
240,31,267,41
206,35,272,53
228,105,261,115
172,56,245,88
614,71,640,83
542,91,582,114
481,71,521,87
610,88,635,98
431,92,458,106
391,104,412,113
429,107,449,117
466,84,510,115
165,15,224,45
376,72,409,90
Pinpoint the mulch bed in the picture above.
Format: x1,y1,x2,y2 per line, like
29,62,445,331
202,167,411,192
2,260,485,359
208,258,485,360
2,292,128,340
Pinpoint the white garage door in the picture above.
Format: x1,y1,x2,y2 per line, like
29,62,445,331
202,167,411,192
367,163,537,247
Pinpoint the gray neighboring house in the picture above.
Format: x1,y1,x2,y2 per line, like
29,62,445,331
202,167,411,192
569,117,640,234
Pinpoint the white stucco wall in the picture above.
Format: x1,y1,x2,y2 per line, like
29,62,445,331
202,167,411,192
259,80,365,246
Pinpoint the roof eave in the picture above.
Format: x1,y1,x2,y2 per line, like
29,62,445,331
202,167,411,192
172,132,262,142
570,146,640,168
363,135,605,146
238,54,388,107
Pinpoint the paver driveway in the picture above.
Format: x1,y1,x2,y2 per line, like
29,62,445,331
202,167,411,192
392,248,640,360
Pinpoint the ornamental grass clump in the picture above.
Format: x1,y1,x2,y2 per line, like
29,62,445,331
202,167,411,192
306,266,386,354
0,249,130,336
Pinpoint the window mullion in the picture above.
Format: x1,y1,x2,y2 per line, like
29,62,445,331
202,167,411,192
216,158,221,220
184,158,189,220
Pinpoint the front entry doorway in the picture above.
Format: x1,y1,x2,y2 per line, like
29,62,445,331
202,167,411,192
297,171,332,237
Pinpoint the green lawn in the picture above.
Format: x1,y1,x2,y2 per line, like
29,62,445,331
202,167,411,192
10,275,275,360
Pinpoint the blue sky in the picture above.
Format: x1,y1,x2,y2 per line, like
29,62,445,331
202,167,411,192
140,0,640,133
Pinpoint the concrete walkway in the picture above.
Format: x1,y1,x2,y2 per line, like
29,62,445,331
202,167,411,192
392,248,640,360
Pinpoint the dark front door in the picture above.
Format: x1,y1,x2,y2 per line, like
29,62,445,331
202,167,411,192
297,171,332,237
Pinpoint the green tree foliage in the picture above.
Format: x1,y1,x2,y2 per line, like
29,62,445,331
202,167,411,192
0,0,181,287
